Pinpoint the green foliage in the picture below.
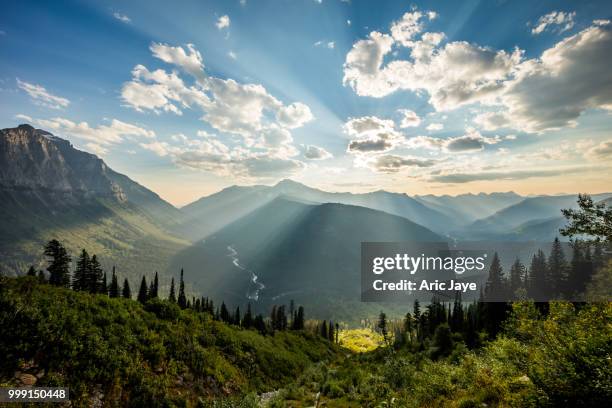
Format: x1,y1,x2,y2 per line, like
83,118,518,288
0,276,338,406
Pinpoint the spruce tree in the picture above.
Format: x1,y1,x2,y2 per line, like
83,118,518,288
243,303,253,328
220,302,230,323
548,237,567,297
168,277,176,302
44,239,71,287
27,265,36,276
89,255,103,294
122,278,132,299
328,320,334,341
484,252,506,301
73,249,90,291
450,291,464,333
149,271,159,299
234,306,241,326
177,269,187,309
109,267,119,298
528,249,548,299
509,258,526,298
101,271,108,295
295,306,305,330
137,276,148,304
377,311,388,344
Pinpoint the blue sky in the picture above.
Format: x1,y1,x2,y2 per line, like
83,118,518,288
1,0,611,205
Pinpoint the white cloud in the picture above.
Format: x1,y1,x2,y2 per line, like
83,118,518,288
121,43,315,179
303,145,333,160
498,23,612,132
405,128,501,152
16,79,70,109
363,154,437,173
216,15,230,30
26,117,154,154
15,114,33,122
113,12,131,24
314,40,335,49
531,11,575,35
228,51,237,59
397,109,420,128
344,9,612,134
343,22,521,109
426,123,443,131
587,140,612,160
343,115,395,135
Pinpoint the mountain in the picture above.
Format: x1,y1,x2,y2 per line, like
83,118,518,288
460,193,612,239
0,124,187,277
414,192,523,224
178,179,460,240
172,196,447,319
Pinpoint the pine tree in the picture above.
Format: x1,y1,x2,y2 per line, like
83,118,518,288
168,277,176,302
377,311,388,344
328,320,334,341
509,258,526,298
294,306,305,330
27,265,36,276
137,276,148,304
109,267,120,298
72,249,90,291
548,237,567,297
485,252,506,301
101,272,108,295
122,278,132,299
177,269,187,309
234,306,241,326
450,291,464,333
254,314,266,335
243,303,254,328
413,299,421,320
89,255,103,294
149,271,159,299
220,302,230,323
44,239,71,287
528,249,548,299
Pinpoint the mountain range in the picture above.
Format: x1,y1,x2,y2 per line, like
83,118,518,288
1,124,608,318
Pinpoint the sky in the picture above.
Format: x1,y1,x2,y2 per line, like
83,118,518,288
1,0,611,206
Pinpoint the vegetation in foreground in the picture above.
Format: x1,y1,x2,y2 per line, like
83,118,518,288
0,276,339,407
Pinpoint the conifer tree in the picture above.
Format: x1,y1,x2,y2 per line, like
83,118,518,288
335,322,339,344
485,252,506,301
548,237,567,297
320,320,328,339
328,320,334,341
509,258,526,298
377,311,388,344
137,276,148,304
37,270,46,282
73,249,90,291
234,306,241,326
101,271,108,295
294,306,305,330
122,278,132,299
243,303,253,328
168,277,176,302
450,291,464,333
177,268,187,309
27,265,36,276
148,271,159,299
220,302,230,323
89,255,103,294
528,249,548,299
254,314,266,335
44,239,71,287
109,267,119,298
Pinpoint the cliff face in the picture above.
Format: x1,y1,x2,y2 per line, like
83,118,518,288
0,124,126,202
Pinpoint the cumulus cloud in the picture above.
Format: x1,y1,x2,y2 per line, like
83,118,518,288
365,154,436,173
216,15,230,30
343,15,521,109
121,43,315,179
303,145,333,160
405,128,502,152
531,11,575,35
497,22,612,132
398,109,421,128
344,9,612,134
343,115,404,154
17,79,70,110
426,123,443,131
113,12,131,24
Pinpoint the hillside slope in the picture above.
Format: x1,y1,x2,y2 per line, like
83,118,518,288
0,125,187,278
